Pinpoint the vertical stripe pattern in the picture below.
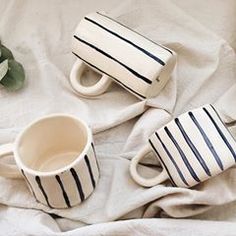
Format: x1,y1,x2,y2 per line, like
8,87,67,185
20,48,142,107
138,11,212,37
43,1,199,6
84,154,96,189
149,139,177,186
24,145,99,208
35,176,52,208
155,132,189,186
70,168,85,202
164,126,201,183
175,118,211,176
189,111,224,171
55,175,71,208
204,106,236,162
21,169,37,199
149,104,236,188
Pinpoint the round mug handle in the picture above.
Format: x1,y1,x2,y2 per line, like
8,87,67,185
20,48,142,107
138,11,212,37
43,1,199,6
0,143,22,178
70,59,112,97
130,144,168,187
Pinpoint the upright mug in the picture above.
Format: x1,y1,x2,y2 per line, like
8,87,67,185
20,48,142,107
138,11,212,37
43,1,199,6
70,12,176,99
130,104,236,187
0,114,99,208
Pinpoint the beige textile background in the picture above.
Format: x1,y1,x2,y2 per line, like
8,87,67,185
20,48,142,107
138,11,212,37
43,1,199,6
0,0,236,235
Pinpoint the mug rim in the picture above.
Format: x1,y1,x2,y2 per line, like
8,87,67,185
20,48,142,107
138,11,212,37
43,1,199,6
14,113,93,177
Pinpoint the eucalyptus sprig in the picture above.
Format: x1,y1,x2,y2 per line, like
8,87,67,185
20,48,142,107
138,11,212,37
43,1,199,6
0,41,25,91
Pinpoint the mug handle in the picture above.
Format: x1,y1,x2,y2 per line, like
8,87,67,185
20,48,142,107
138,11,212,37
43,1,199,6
70,59,112,97
130,144,168,187
0,143,22,178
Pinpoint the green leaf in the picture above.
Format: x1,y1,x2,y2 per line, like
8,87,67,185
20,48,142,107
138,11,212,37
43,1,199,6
0,45,14,63
0,59,8,81
0,59,25,91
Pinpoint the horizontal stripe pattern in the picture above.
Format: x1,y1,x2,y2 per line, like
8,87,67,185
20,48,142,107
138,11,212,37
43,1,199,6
149,104,236,188
72,52,146,99
96,12,173,55
84,16,165,66
74,35,152,84
72,12,176,99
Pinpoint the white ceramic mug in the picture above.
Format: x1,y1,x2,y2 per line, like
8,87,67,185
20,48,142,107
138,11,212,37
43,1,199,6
0,114,99,208
130,104,236,187
70,12,176,99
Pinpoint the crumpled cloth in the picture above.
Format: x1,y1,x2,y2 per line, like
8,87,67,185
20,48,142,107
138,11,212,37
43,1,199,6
0,0,236,235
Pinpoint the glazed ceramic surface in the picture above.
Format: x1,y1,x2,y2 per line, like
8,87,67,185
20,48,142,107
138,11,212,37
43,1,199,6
70,12,176,99
130,104,236,187
0,115,99,208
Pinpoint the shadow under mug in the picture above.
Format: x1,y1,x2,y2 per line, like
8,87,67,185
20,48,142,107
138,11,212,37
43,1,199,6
0,114,99,208
130,104,236,188
70,12,176,100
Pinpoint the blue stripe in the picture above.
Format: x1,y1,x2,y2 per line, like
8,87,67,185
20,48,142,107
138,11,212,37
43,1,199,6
175,118,211,176
97,12,173,55
84,17,165,66
74,35,152,84
189,111,224,170
149,139,177,186
204,106,236,162
164,126,201,183
72,52,146,99
155,132,189,186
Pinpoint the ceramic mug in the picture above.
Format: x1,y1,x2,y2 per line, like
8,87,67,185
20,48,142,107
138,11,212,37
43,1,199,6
0,114,99,208
70,12,176,99
130,104,236,187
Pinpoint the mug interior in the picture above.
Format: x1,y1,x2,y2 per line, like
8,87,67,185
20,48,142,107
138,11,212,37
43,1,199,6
16,115,88,172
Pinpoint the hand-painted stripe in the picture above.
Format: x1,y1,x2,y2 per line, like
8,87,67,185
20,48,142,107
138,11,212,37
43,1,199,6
35,176,52,208
84,155,96,189
204,106,236,162
72,52,146,99
155,132,189,186
164,127,201,182
74,35,152,84
175,118,211,176
96,12,173,55
189,111,224,170
70,168,85,202
91,142,100,172
149,139,177,186
55,175,71,208
84,17,165,66
21,169,37,199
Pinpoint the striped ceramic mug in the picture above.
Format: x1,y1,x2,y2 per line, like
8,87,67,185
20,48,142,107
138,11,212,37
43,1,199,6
70,12,176,100
130,104,236,188
0,114,99,208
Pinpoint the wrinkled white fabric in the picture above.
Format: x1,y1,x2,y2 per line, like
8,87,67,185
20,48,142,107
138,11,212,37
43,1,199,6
0,0,236,235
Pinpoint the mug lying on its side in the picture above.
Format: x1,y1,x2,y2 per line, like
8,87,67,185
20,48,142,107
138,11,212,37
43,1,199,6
130,104,236,187
0,115,99,208
70,12,176,99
